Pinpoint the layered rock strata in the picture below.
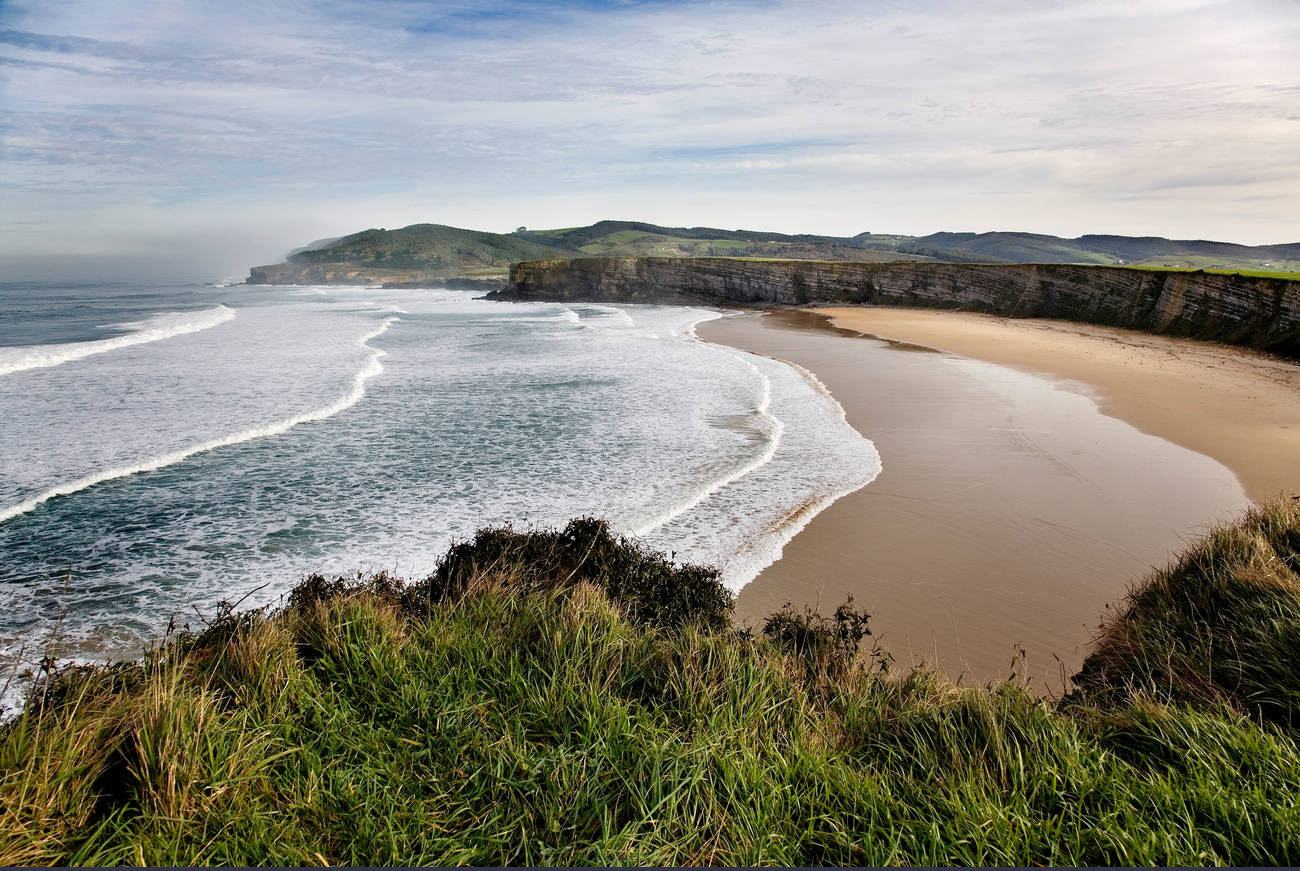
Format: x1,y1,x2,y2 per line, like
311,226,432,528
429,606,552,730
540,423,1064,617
490,258,1300,357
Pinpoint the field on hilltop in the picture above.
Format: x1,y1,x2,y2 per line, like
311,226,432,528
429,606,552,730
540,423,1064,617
896,231,1300,272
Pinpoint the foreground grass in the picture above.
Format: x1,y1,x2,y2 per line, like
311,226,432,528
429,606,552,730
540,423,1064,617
4,505,1300,865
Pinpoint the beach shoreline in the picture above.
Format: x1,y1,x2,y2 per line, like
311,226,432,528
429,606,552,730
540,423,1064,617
696,308,1284,691
810,306,1300,505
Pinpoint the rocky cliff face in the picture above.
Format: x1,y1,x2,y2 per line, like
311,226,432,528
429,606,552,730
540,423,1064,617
491,258,1300,357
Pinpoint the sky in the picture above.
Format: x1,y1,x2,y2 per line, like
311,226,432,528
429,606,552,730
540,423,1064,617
1,0,1297,281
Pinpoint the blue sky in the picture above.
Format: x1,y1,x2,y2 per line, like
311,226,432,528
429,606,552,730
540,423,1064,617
1,0,1297,280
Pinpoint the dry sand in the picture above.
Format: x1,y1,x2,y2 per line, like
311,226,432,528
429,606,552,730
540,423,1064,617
695,308,1296,692
814,307,1300,505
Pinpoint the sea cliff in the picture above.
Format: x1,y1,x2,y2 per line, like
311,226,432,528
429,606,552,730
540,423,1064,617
490,258,1300,356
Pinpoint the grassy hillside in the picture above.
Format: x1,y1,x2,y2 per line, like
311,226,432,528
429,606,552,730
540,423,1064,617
521,219,867,248
249,220,932,284
518,220,927,262
898,232,1116,264
287,224,577,274
249,220,1300,285
1077,234,1300,264
5,502,1300,866
899,231,1300,273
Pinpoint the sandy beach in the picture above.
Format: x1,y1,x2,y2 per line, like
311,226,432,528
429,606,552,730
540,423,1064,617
695,308,1298,691
812,307,1300,504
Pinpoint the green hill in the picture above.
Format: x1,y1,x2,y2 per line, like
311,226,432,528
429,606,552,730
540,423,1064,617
289,223,576,274
899,231,1300,272
247,224,581,286
898,232,1115,264
247,221,1300,286
246,221,936,285
518,220,926,262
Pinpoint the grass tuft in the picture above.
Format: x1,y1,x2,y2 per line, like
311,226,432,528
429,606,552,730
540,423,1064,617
1070,498,1300,726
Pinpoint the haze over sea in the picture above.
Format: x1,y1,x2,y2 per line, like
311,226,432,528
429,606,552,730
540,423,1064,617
0,281,878,707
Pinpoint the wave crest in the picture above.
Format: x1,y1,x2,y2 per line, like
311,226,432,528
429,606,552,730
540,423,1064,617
0,305,237,377
0,317,397,524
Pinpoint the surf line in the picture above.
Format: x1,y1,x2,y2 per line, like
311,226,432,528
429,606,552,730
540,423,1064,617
657,315,882,587
712,356,882,591
0,317,398,525
631,318,786,538
0,305,238,377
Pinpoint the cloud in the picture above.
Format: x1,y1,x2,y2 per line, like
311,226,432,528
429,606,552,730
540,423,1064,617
1,0,1297,279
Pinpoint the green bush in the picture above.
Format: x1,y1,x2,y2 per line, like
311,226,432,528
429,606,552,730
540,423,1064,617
409,517,733,631
762,596,888,678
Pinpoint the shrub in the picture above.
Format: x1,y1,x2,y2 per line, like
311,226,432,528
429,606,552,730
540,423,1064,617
762,596,888,678
406,517,734,630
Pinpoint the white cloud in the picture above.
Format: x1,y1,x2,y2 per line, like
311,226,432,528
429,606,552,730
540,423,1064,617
1,0,1297,279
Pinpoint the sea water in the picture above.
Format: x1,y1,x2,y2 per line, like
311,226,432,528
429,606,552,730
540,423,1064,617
0,281,879,708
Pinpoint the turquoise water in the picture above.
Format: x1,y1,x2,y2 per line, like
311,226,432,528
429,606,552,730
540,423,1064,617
0,281,878,707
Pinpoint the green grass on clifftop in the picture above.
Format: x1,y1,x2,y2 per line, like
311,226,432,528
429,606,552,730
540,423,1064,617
1121,264,1300,281
5,505,1300,866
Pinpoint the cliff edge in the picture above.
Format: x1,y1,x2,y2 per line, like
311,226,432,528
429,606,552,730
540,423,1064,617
490,258,1300,357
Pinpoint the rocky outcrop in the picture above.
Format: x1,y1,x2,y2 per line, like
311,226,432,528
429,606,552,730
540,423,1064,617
490,258,1300,357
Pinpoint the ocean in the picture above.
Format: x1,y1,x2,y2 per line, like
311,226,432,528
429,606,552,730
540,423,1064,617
0,281,879,709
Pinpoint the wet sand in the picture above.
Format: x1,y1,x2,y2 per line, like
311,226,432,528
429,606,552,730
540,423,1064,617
697,310,1266,692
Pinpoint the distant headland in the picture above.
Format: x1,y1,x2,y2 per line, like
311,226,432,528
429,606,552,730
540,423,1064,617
246,219,1300,287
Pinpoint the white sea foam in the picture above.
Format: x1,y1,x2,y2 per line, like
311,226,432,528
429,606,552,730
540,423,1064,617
640,321,883,590
0,305,236,377
631,351,784,537
0,317,397,524
707,359,881,590
683,310,724,338
586,305,638,328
